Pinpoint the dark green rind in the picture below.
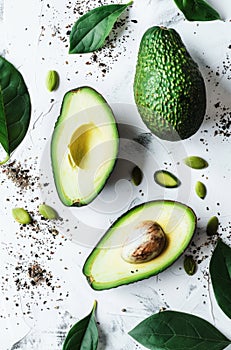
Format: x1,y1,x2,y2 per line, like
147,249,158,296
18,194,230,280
154,170,181,188
134,26,206,141
51,86,119,206
83,200,197,290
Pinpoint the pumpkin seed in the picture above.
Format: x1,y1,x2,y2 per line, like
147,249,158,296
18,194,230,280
184,255,197,275
39,204,58,220
154,170,181,188
184,156,208,169
195,181,207,199
131,166,143,186
46,70,59,91
12,208,32,224
206,216,219,236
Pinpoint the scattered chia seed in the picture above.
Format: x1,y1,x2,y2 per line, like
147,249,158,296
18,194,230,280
1,160,40,191
28,263,52,285
0,156,70,320
38,0,135,79
205,53,231,140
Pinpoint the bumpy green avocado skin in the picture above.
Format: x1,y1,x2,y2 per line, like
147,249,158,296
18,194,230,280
134,26,206,141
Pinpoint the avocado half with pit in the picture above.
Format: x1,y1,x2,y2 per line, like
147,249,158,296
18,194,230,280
83,200,196,290
51,87,119,206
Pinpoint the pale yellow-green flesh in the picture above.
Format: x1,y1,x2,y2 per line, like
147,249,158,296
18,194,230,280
156,172,176,187
51,88,118,205
84,201,196,289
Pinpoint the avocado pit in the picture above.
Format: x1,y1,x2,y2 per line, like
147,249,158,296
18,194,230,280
121,220,166,264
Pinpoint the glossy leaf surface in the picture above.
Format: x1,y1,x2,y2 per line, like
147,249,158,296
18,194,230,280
69,2,133,53
0,56,31,163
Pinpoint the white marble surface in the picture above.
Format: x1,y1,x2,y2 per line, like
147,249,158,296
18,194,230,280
0,0,231,349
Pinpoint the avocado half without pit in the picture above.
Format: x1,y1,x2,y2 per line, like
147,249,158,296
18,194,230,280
51,87,119,206
83,200,196,290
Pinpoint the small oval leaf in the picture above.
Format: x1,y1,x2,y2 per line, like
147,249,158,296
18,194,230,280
184,156,208,169
62,301,98,350
195,181,207,199
206,216,219,236
0,56,31,163
173,0,221,21
131,166,143,186
129,310,231,350
209,240,231,319
12,208,32,224
154,170,181,188
184,255,197,275
69,1,133,54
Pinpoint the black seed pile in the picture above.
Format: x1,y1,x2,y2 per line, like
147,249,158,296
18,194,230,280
1,160,40,191
213,103,231,139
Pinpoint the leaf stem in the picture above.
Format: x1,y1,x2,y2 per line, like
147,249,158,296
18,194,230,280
0,152,10,165
93,300,97,310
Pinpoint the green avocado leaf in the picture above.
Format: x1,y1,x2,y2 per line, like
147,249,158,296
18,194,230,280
129,310,231,350
69,1,133,54
173,0,221,21
210,239,231,319
0,56,31,164
62,301,98,350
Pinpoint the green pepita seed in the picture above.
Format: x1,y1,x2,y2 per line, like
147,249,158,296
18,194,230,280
184,255,197,275
46,70,59,91
39,204,58,220
195,181,207,199
206,216,219,236
12,208,32,224
184,156,208,169
154,170,181,188
131,166,143,186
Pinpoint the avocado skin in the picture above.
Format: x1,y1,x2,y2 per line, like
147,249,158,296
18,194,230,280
134,26,206,141
51,87,119,207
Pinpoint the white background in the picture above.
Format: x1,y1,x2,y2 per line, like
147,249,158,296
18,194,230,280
0,0,231,349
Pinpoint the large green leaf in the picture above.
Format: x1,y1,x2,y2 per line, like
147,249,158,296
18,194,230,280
69,1,133,54
173,0,221,21
62,301,98,350
0,56,31,164
210,239,231,319
129,310,231,350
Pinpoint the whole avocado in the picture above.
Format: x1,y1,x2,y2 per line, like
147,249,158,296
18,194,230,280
134,26,206,141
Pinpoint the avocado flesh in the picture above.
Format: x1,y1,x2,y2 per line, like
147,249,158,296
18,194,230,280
83,200,196,290
134,26,206,141
51,87,119,206
154,170,181,188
